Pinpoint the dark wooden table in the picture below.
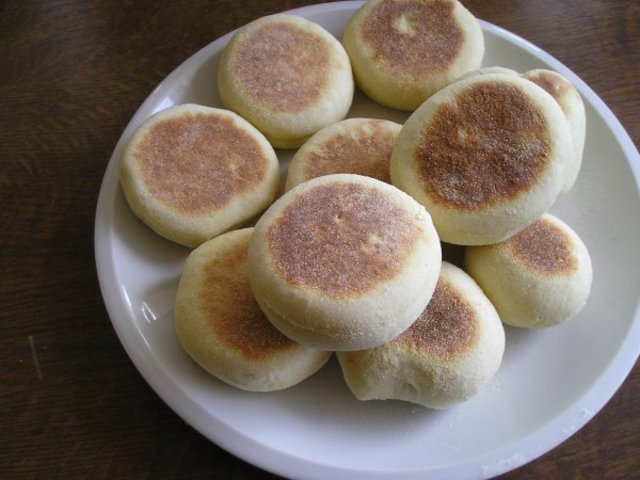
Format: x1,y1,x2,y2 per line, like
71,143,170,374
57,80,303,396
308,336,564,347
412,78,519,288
2,1,639,478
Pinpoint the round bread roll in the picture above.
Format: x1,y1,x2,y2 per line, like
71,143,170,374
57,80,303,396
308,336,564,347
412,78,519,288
390,73,574,245
461,67,586,193
522,69,586,193
285,118,401,191
217,14,354,149
175,228,331,391
120,104,279,247
465,213,593,328
248,174,442,351
337,262,505,409
343,0,484,111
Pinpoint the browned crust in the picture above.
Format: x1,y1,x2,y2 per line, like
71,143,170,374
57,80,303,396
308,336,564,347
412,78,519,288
507,217,577,275
234,21,331,112
199,235,295,361
266,181,423,297
134,112,267,215
416,81,551,209
526,70,572,103
396,277,478,359
361,0,463,76
302,120,397,183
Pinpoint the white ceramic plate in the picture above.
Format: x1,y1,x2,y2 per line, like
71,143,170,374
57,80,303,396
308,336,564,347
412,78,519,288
95,2,640,478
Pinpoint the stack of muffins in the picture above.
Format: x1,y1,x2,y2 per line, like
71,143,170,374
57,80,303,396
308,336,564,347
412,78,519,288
119,0,592,409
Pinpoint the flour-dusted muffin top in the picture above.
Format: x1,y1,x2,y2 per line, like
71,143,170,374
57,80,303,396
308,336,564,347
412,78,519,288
390,73,573,245
343,0,484,110
337,262,505,409
119,104,279,247
248,174,442,351
218,14,354,149
285,117,401,190
175,228,331,391
465,213,593,328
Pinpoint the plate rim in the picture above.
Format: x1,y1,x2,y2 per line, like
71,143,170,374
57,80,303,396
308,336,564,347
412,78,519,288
94,2,640,479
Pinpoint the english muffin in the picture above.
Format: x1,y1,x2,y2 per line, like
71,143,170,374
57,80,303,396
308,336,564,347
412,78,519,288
465,213,592,328
248,174,442,351
343,0,484,110
120,104,279,247
337,262,505,409
175,228,331,391
461,67,586,193
390,73,573,245
217,14,354,149
285,117,401,191
522,69,586,193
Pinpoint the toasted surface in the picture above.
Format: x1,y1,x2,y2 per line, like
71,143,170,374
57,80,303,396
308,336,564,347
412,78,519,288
461,67,586,193
285,118,401,190
525,69,573,104
507,216,577,275
390,74,573,245
233,21,331,113
267,180,422,298
337,262,505,409
174,228,331,391
248,174,442,351
465,213,593,328
218,14,354,148
198,230,293,360
359,0,464,77
414,80,551,209
120,104,279,247
132,109,270,214
343,0,484,110
395,278,479,359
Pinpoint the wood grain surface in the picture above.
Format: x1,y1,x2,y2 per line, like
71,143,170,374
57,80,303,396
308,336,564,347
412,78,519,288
1,1,638,478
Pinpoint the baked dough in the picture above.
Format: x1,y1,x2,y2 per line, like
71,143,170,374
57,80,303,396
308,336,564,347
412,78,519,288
285,117,401,191
175,228,331,391
390,73,573,245
120,104,279,247
465,213,592,328
218,14,354,149
343,0,484,110
522,69,585,193
463,67,586,193
248,174,442,351
337,261,505,409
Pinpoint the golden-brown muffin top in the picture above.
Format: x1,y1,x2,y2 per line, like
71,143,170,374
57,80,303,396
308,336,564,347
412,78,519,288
361,0,463,76
266,180,424,298
525,70,573,104
133,112,269,214
301,119,398,184
234,20,331,112
200,232,296,361
396,277,479,360
507,216,578,275
416,80,551,210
